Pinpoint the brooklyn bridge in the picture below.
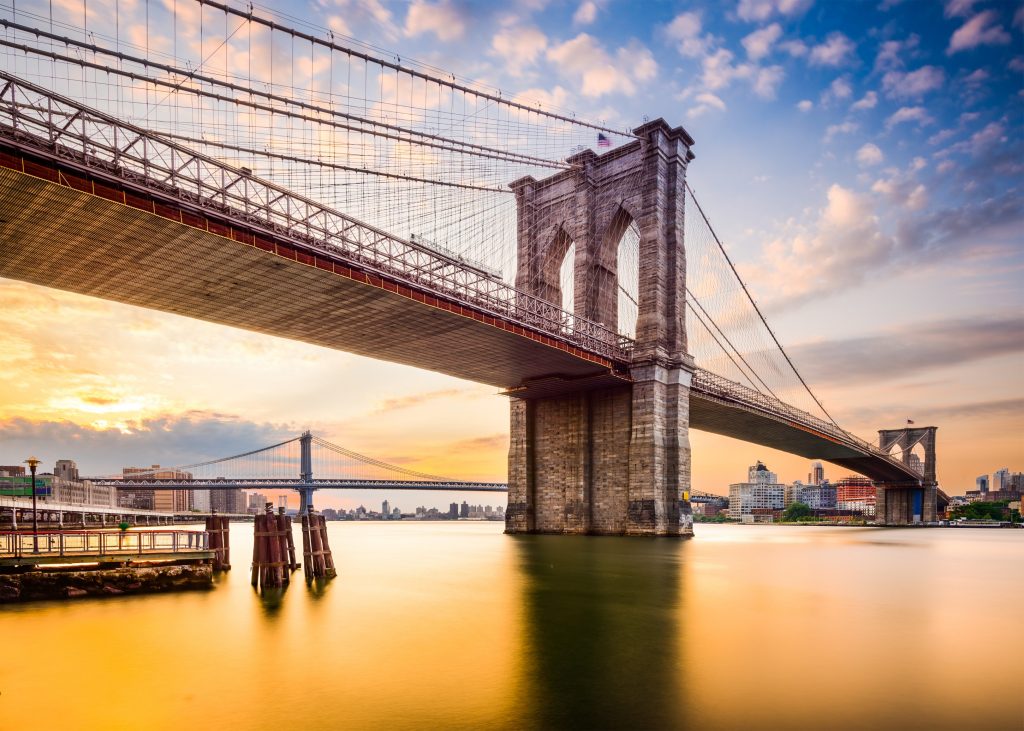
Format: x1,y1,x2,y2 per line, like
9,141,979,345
0,2,941,533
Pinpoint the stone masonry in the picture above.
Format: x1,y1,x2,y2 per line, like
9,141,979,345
875,426,938,524
505,119,695,536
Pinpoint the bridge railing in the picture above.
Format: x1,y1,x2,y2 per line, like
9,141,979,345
691,368,921,479
0,529,209,559
0,73,631,363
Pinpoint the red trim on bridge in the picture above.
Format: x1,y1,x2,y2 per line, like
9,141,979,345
0,147,618,373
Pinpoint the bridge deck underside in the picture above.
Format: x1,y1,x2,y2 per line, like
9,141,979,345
690,395,914,483
0,167,615,390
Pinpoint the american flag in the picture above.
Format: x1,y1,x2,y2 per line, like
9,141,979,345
597,133,611,148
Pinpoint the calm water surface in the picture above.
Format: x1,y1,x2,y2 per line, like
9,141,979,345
2,522,1021,730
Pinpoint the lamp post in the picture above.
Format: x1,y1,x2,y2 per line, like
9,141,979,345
24,456,40,554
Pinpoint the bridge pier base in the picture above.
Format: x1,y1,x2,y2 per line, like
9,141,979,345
876,484,937,525
506,363,693,537
297,487,315,516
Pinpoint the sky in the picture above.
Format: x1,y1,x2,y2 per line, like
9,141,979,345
0,0,1022,507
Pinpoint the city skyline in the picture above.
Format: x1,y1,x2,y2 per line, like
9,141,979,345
1,0,1021,501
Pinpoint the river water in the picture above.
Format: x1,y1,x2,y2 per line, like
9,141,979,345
1,522,1021,730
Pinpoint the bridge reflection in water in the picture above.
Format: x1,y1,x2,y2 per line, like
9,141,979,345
514,535,684,729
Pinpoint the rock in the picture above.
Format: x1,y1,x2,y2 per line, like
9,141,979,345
101,585,124,595
65,587,88,598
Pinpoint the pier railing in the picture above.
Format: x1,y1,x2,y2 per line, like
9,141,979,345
0,529,210,559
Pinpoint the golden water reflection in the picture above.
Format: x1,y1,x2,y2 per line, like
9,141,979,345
0,522,1020,730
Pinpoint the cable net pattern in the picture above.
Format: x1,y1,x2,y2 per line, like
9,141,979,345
0,0,636,286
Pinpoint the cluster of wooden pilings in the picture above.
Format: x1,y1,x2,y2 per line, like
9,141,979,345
300,514,337,581
251,506,298,590
204,516,231,571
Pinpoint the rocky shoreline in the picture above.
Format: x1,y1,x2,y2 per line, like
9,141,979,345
0,562,214,603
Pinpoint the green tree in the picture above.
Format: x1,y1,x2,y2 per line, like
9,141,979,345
783,502,813,521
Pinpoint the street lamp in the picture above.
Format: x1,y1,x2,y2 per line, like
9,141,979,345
24,456,40,554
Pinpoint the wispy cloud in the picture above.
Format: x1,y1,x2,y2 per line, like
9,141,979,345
790,315,1024,386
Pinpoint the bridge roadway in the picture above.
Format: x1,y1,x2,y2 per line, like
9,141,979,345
90,479,510,492
0,75,920,485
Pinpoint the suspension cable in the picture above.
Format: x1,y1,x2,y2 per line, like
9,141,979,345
685,182,841,428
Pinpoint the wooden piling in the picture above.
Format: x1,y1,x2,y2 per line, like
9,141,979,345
205,516,231,571
300,513,337,582
301,514,313,583
251,505,290,590
277,509,297,572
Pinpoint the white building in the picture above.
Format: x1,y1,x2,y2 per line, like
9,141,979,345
729,461,786,522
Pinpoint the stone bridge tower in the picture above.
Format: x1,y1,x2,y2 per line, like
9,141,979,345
505,119,695,536
876,426,938,524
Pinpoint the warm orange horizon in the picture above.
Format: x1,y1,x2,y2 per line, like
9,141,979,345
0,278,1019,505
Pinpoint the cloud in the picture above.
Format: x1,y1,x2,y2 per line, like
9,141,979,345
885,105,933,128
664,11,712,58
573,0,598,25
751,180,1024,310
809,32,856,67
779,39,808,57
881,65,945,99
736,0,812,22
741,23,782,61
449,433,509,451
790,315,1024,386
874,34,920,72
944,0,978,18
491,26,548,75
823,121,858,142
0,413,296,476
404,0,466,42
851,90,878,110
688,92,727,118
754,184,895,307
796,99,813,112
871,169,928,211
545,35,657,97
372,388,472,415
947,10,1011,54
856,143,884,166
821,76,853,105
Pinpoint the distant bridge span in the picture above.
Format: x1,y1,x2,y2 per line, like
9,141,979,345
92,478,509,493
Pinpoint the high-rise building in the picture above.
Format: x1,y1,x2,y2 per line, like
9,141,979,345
210,488,244,514
976,475,989,493
54,459,79,482
192,489,211,512
278,494,289,510
460,501,469,518
449,502,459,518
730,462,785,521
993,468,1010,492
248,492,268,513
120,465,192,512
799,482,837,510
785,480,804,507
382,500,390,518
807,461,824,486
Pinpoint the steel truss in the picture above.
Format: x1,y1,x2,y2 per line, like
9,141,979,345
692,368,922,481
0,73,630,362
90,478,509,492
